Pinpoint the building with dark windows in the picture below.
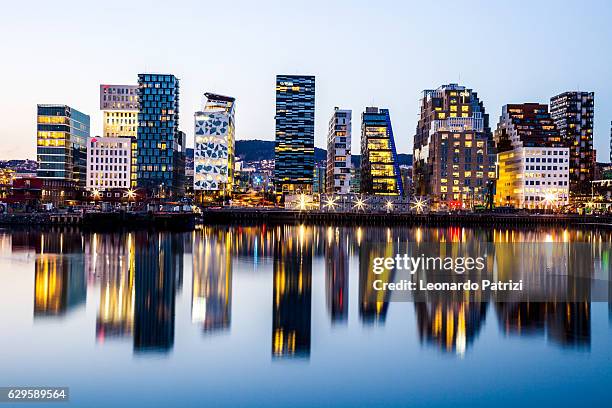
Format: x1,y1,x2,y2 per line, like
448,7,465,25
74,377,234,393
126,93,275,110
274,75,315,196
326,108,352,194
136,74,185,198
360,107,403,196
494,104,569,208
413,84,496,209
550,91,595,195
36,104,90,204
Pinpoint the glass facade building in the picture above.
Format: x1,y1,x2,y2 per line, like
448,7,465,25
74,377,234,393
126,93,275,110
194,93,236,197
274,75,315,195
136,74,185,198
36,104,90,188
326,108,352,194
360,107,403,196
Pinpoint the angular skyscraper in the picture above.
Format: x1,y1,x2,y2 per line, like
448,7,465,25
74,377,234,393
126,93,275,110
136,74,185,198
36,104,89,203
494,104,570,208
413,84,496,209
360,107,402,195
274,75,315,195
326,108,352,194
194,93,235,200
550,91,595,195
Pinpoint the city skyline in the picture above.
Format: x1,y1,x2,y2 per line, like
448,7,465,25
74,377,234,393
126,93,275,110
2,0,612,162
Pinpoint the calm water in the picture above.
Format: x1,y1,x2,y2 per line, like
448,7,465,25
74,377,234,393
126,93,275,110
0,225,611,407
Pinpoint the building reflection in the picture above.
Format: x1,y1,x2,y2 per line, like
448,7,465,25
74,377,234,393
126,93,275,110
192,227,232,332
415,302,487,355
133,231,178,353
34,230,86,317
358,228,394,324
272,225,312,358
325,226,348,324
85,233,135,341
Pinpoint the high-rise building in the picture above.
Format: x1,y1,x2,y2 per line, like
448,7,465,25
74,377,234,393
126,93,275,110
36,104,90,188
274,75,315,195
413,84,496,209
550,91,595,194
326,108,352,194
100,85,138,137
360,107,402,196
494,103,569,208
136,74,185,198
194,93,236,199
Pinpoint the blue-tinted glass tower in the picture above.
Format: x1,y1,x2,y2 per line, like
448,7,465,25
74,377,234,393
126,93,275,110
36,104,89,188
136,74,185,198
274,75,315,195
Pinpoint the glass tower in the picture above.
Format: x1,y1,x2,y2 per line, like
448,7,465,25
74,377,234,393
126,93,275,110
136,74,185,198
36,104,90,188
274,75,315,195
360,107,403,196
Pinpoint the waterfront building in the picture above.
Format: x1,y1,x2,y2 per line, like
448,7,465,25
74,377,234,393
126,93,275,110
549,91,595,195
36,104,90,203
326,108,352,194
313,162,326,194
136,74,185,198
349,166,360,194
494,104,569,208
399,165,413,199
360,107,403,195
194,93,236,200
413,84,496,209
100,85,138,137
274,75,315,195
86,136,133,193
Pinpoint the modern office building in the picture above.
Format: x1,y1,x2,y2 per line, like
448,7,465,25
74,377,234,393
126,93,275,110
274,75,315,195
360,107,403,196
193,93,236,199
37,104,90,203
136,74,185,198
413,84,496,209
550,91,595,195
86,136,133,191
494,104,569,208
326,108,352,194
313,162,326,194
100,85,138,137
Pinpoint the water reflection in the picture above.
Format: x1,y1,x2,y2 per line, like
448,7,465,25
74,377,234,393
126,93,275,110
2,225,609,359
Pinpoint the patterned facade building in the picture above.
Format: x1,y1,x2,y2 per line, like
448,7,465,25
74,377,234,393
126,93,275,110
136,74,185,198
360,107,403,196
194,93,235,197
274,75,315,195
100,85,138,138
494,104,569,208
549,91,595,195
326,108,352,194
413,84,496,208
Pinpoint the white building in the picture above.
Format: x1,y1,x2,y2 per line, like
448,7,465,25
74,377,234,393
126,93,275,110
497,147,570,208
326,107,352,194
86,137,133,191
194,93,236,195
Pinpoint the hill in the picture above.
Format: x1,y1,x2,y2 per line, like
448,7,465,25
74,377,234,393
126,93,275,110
235,139,412,166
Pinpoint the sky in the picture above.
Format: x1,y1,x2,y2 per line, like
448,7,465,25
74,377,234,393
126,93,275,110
1,0,611,162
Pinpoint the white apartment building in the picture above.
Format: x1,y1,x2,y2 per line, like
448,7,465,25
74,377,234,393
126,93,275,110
100,84,138,138
86,137,133,190
497,147,570,208
326,107,352,194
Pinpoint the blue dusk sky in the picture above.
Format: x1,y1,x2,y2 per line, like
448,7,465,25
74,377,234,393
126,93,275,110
1,0,611,161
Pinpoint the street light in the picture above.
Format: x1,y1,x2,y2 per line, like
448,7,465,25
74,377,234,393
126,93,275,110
324,196,338,211
353,196,367,212
385,200,394,212
411,197,427,214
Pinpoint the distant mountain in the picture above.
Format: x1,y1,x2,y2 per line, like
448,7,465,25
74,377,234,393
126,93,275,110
235,139,412,167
